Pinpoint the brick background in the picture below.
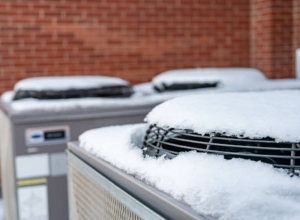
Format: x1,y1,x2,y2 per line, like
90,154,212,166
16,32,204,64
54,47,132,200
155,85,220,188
251,0,295,78
295,0,300,49
0,0,298,95
0,0,250,94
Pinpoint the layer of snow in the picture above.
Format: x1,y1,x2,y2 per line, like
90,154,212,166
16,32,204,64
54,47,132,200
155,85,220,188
2,78,300,115
0,87,226,114
237,79,300,91
146,90,300,142
79,124,300,220
153,68,267,90
133,82,157,95
14,76,130,91
1,91,14,103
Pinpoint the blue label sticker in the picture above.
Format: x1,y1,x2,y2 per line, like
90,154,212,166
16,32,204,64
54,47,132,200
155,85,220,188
31,134,42,139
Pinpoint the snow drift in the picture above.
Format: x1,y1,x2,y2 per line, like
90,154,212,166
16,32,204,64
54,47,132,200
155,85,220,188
79,124,300,220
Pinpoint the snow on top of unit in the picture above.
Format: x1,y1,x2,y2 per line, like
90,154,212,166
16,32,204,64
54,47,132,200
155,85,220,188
146,90,300,142
152,68,267,89
3,78,300,115
1,87,226,114
79,124,300,220
133,82,157,96
1,91,14,103
14,76,130,91
237,79,300,91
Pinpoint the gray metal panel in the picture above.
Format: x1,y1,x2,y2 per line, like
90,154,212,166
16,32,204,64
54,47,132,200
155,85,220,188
68,142,215,220
0,101,11,117
68,150,164,220
0,100,159,124
0,110,18,220
13,114,146,156
48,176,69,220
50,152,67,176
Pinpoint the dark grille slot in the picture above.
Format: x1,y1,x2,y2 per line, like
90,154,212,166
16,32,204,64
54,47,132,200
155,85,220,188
143,125,300,175
154,82,218,92
13,85,133,100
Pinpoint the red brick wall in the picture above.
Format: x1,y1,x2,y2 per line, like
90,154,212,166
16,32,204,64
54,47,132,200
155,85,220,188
295,0,300,49
0,0,250,94
251,0,294,78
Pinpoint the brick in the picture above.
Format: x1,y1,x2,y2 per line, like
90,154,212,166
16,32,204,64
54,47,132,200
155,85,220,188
0,26,19,32
22,25,41,31
21,11,40,16
34,18,53,24
35,33,53,39
44,10,62,16
13,48,32,53
0,40,20,46
57,33,75,38
11,18,32,24
33,4,52,9
0,10,19,16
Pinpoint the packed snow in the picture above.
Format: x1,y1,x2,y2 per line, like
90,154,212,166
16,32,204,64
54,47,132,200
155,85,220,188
236,79,300,91
133,82,157,95
79,124,300,220
135,78,300,95
0,87,225,114
146,90,300,142
14,76,129,91
1,91,14,103
2,76,300,114
152,68,267,90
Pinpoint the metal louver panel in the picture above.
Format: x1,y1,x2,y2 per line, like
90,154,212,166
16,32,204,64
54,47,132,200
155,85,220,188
68,150,165,220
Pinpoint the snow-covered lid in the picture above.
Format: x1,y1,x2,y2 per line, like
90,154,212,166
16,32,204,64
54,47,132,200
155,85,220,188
133,82,157,96
14,76,130,91
152,68,267,90
12,76,133,100
146,90,300,142
0,87,222,115
79,124,300,220
240,79,300,91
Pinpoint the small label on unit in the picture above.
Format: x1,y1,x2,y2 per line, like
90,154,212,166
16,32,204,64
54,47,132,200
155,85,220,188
50,152,67,176
18,185,49,220
16,154,50,179
18,178,47,187
25,125,70,147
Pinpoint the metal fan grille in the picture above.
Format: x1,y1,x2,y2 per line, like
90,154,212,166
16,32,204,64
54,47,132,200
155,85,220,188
143,125,300,174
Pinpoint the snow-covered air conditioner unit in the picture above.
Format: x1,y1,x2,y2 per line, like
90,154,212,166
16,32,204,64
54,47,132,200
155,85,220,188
0,76,159,220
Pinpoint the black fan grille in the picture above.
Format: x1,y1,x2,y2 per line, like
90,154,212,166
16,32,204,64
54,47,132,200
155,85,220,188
154,82,218,92
143,124,300,174
13,85,133,100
